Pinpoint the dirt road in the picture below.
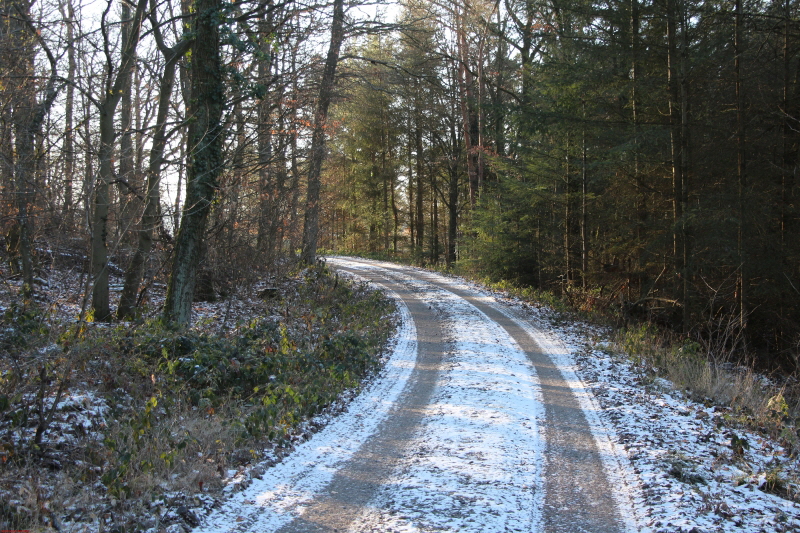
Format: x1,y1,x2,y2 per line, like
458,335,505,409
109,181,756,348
196,258,640,533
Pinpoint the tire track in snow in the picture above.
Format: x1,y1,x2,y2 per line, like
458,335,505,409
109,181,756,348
340,262,546,532
195,259,637,532
339,259,635,533
195,271,430,533
271,266,447,532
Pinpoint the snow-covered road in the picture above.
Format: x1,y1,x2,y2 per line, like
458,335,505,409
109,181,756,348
194,258,800,533
196,258,638,532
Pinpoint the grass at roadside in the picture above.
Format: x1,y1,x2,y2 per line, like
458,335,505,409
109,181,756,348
0,263,396,532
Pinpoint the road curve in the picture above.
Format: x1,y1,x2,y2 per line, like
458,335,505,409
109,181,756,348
195,258,639,533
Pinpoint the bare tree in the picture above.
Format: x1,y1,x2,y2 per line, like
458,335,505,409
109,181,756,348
90,0,148,321
3,0,61,294
301,0,345,264
117,0,191,320
163,0,225,325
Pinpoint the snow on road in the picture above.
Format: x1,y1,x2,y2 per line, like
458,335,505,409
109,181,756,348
195,258,800,533
197,258,561,532
196,277,419,532
343,265,546,532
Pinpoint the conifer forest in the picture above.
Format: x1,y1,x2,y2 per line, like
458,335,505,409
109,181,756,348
2,0,800,369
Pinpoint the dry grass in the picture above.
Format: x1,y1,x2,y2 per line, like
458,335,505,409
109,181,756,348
616,323,800,447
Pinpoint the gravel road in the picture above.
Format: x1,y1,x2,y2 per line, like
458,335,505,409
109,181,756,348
195,258,641,533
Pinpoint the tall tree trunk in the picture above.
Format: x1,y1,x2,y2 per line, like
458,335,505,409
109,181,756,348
82,93,93,232
735,0,747,333
91,0,147,321
631,0,645,273
163,0,225,326
382,150,390,252
456,6,480,206
118,1,137,240
447,109,459,267
432,186,439,263
667,0,687,329
415,109,425,256
301,0,345,264
581,104,588,288
391,169,399,253
255,14,277,262
447,164,458,266
408,116,415,250
564,133,572,287
780,0,798,340
117,29,190,320
679,3,692,331
60,0,76,230
8,0,60,295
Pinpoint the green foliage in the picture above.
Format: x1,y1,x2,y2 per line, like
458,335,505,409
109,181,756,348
730,433,750,456
461,179,544,288
618,323,663,370
0,263,394,512
87,263,394,497
0,301,49,352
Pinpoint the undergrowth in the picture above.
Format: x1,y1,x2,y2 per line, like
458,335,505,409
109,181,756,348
616,323,800,447
0,263,395,532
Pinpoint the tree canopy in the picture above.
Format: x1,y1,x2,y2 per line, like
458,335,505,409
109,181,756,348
1,0,798,366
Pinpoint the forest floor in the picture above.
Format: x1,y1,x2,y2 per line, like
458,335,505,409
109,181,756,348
0,250,396,533
1,255,799,532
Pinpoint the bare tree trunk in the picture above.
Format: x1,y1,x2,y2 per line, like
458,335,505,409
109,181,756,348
667,0,687,329
446,80,460,267
118,1,137,241
408,116,415,250
382,134,390,252
735,0,747,333
415,109,425,256
91,0,147,321
8,0,60,295
456,5,480,206
581,104,588,288
255,14,276,261
564,133,572,287
301,0,345,264
391,162,399,254
163,0,224,326
679,8,691,331
82,93,93,232
631,0,644,273
780,0,798,337
432,186,439,263
117,26,190,320
60,0,76,230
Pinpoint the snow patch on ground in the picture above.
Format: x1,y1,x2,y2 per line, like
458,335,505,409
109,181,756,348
542,313,800,533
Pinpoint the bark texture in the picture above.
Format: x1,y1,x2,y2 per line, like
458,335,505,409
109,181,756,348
300,0,345,264
163,0,224,326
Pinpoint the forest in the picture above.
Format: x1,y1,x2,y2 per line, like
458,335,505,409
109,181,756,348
1,0,799,369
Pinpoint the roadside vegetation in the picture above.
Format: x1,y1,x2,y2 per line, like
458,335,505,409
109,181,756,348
0,260,395,532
